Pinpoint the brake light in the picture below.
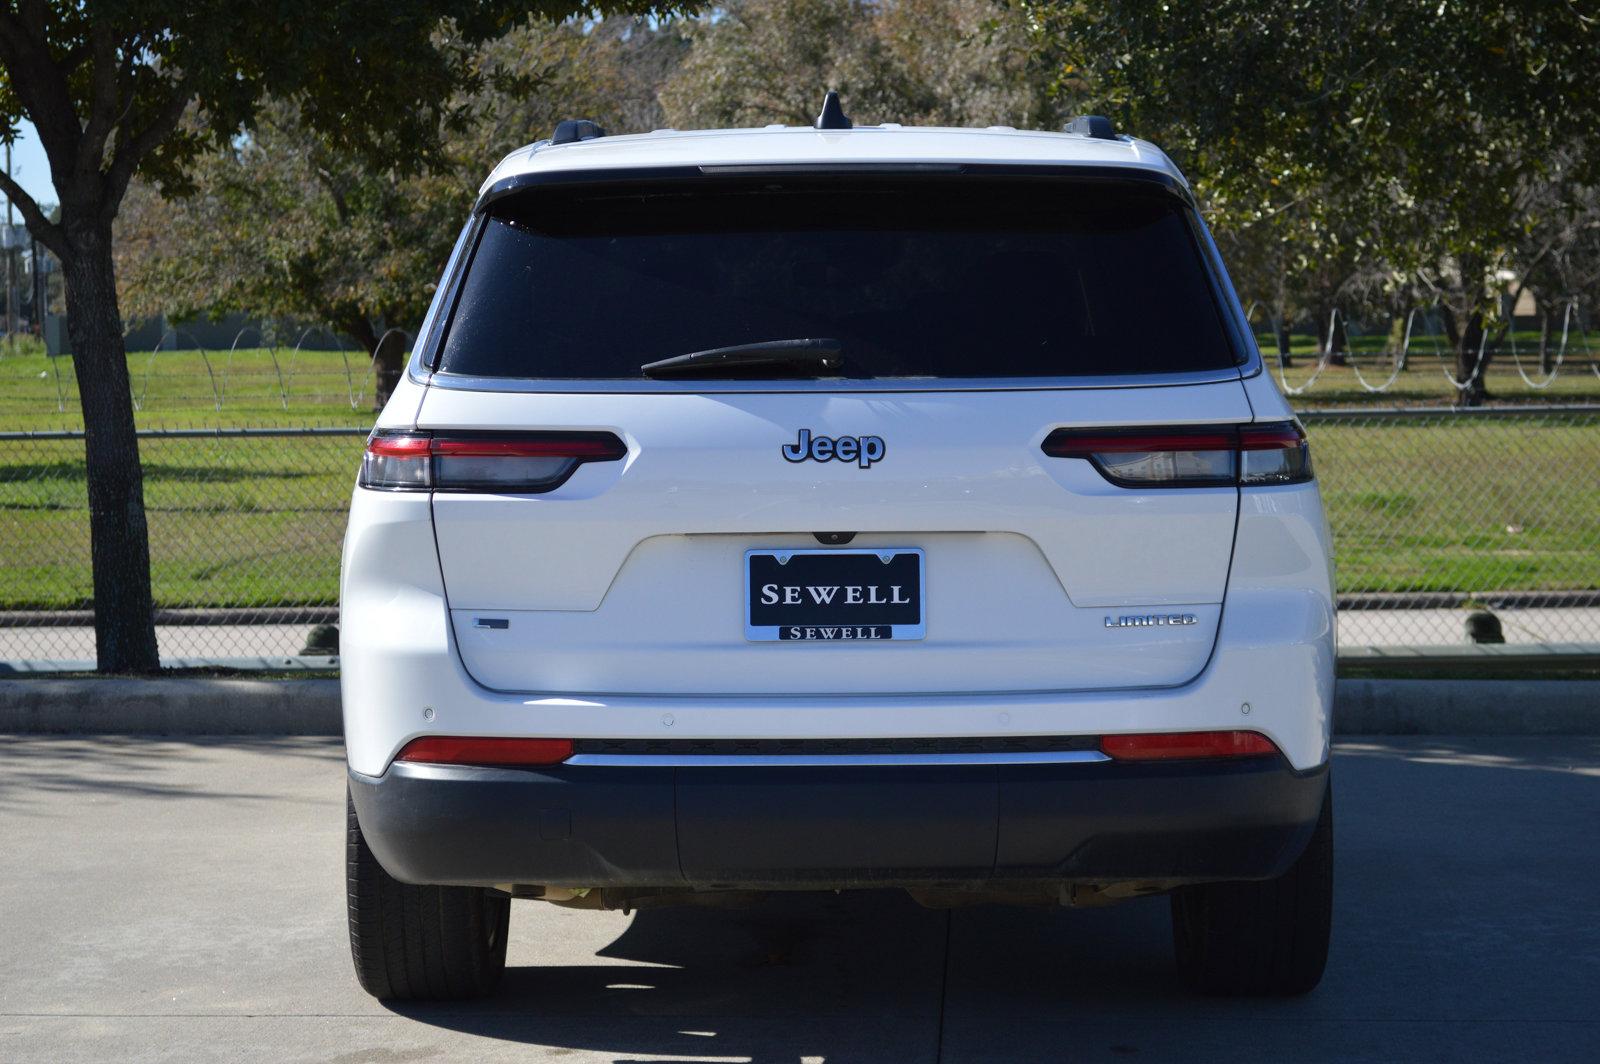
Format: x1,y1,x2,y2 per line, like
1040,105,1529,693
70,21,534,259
360,432,626,493
394,736,574,767
1041,423,1311,488
1100,730,1280,761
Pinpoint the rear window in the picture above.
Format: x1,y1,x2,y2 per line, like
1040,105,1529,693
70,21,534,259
437,177,1242,380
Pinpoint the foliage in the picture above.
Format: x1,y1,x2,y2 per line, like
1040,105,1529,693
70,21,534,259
659,0,1064,129
1026,1,1600,346
115,18,671,351
0,1,679,672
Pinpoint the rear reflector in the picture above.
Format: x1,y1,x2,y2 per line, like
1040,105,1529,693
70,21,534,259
360,432,626,493
1100,730,1280,761
394,736,575,767
1041,423,1311,488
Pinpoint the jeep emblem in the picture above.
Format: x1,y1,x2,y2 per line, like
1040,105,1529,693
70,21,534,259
782,428,885,469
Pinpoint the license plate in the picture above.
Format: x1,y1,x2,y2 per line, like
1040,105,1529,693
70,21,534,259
744,548,925,642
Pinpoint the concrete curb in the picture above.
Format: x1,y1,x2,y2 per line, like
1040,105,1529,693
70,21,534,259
0,678,342,735
1332,678,1598,735
2,677,1597,736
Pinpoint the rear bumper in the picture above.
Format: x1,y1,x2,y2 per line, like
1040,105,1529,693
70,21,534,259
349,755,1328,890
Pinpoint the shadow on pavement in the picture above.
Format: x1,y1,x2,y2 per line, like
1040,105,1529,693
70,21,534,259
0,734,342,807
380,738,1600,1063
389,890,948,1062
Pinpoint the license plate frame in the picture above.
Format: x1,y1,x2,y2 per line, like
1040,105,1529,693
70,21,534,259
744,548,926,642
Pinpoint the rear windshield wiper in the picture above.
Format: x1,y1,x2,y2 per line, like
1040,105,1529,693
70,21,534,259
640,338,843,379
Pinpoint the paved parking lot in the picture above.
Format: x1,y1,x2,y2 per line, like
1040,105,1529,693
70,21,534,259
2,734,1598,1063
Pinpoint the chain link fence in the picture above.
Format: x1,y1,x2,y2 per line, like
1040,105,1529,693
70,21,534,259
1303,406,1600,647
0,427,363,667
1,409,1597,666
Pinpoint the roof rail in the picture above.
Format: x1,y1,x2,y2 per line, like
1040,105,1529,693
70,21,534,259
551,119,607,145
1065,115,1117,141
815,91,853,131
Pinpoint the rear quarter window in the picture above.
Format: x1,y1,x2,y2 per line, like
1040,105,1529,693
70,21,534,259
437,176,1243,380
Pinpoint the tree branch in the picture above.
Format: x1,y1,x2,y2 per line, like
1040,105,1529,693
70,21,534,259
100,84,191,223
0,165,67,259
17,0,49,37
0,9,82,180
76,22,124,182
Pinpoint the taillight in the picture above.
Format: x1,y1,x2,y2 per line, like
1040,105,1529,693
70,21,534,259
359,432,626,493
1237,423,1314,485
1041,423,1311,488
1100,730,1280,761
394,736,574,767
361,434,433,490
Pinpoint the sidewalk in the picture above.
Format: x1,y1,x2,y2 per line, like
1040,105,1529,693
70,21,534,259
1339,606,1600,646
3,607,1600,668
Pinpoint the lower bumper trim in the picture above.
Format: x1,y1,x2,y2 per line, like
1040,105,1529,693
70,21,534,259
349,755,1328,890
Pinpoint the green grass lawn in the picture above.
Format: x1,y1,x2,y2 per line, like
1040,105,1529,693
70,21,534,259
0,343,1596,609
1305,416,1600,594
2,416,1595,610
2,333,1598,429
0,344,383,431
1,431,364,609
1255,328,1600,407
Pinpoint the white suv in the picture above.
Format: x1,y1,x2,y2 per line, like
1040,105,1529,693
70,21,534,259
341,101,1335,1002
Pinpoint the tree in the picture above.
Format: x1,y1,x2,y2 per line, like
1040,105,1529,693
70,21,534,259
1027,0,1600,404
659,0,1063,130
117,99,462,360
0,2,669,673
117,17,683,410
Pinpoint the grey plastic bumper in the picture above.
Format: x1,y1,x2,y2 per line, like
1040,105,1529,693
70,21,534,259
349,754,1328,890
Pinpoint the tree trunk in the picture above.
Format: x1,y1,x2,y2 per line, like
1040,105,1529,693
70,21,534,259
61,225,161,673
332,314,404,412
370,327,410,411
1274,320,1292,366
1441,306,1489,408
1273,269,1292,367
1315,303,1347,366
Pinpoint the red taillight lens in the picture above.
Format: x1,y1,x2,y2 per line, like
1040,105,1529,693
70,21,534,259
359,432,626,493
1042,427,1236,487
1100,730,1280,761
394,736,574,767
1041,423,1311,488
1043,430,1239,454
361,433,434,490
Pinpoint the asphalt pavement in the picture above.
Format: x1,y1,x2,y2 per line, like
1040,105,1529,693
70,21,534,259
2,734,1598,1063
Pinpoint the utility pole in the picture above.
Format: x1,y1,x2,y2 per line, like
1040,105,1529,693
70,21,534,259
4,140,13,349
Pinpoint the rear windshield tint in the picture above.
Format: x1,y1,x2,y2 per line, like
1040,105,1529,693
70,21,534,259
437,177,1241,380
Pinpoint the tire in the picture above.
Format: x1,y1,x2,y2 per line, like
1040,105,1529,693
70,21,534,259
346,789,510,1000
1170,783,1333,996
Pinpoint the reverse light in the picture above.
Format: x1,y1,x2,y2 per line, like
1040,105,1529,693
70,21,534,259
1041,422,1312,488
1100,730,1280,761
360,432,626,493
394,736,575,767
1237,423,1314,485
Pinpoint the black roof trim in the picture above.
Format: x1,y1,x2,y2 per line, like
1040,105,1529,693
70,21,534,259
473,162,1189,214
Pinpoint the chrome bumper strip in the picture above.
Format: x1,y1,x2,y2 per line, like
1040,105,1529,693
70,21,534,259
562,750,1112,768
